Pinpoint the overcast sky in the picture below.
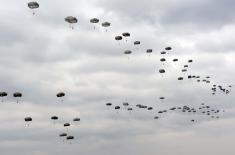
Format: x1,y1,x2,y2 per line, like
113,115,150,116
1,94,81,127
0,0,235,155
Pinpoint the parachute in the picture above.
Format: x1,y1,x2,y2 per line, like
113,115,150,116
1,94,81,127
159,69,165,73
24,117,32,122
90,18,99,29
106,103,112,106
115,36,122,45
59,133,67,137
56,92,65,102
173,58,178,62
154,116,159,119
148,107,153,110
24,117,32,126
115,106,120,110
124,50,132,54
146,49,153,53
165,47,172,51
73,118,80,122
160,58,166,62
65,16,78,29
13,92,22,103
127,108,133,111
102,22,111,32
123,102,129,106
134,41,140,45
182,69,187,72
0,92,7,102
51,116,58,124
51,116,59,120
178,77,184,80
67,136,74,140
28,1,39,15
122,32,130,42
64,123,70,127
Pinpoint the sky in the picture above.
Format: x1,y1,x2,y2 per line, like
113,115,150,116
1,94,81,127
0,0,235,155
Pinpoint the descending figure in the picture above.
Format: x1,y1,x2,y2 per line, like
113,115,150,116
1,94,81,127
56,92,65,102
66,136,75,144
146,49,153,56
134,41,141,51
24,117,32,126
90,18,99,30
65,16,78,29
0,92,7,102
73,118,80,125
64,123,70,131
51,116,59,124
13,92,22,103
27,1,39,15
101,22,111,32
159,69,165,74
115,106,120,113
59,133,67,142
122,32,130,42
115,36,123,45
124,50,132,59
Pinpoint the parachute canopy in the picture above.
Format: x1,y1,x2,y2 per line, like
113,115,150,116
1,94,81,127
73,118,80,122
124,50,132,54
64,123,70,127
115,106,120,110
160,58,166,62
106,103,112,106
13,92,22,97
159,69,165,73
123,102,129,106
115,36,122,41
57,92,65,97
24,117,32,122
122,32,130,37
178,77,184,80
28,1,39,9
65,16,78,24
165,47,172,50
0,92,7,97
102,22,111,27
67,136,74,140
134,41,140,45
51,116,58,120
59,133,67,137
146,49,153,53
90,18,99,23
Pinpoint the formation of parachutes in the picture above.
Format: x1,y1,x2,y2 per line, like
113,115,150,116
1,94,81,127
0,1,233,144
